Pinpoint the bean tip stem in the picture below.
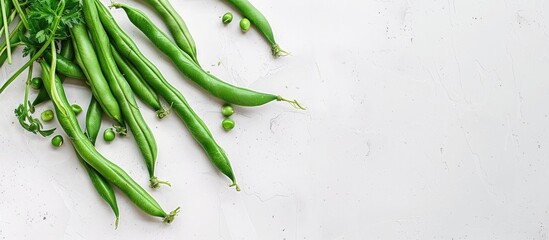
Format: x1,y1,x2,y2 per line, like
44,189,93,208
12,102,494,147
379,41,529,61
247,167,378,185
150,176,172,188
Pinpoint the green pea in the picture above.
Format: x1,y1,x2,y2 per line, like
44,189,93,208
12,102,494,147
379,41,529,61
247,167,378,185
31,77,43,90
51,135,64,147
104,128,116,142
222,12,233,24
71,104,83,115
222,104,234,117
222,118,235,131
240,18,251,32
41,109,54,122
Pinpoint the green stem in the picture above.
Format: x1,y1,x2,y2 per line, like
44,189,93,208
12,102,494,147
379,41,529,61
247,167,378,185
0,9,17,37
11,0,28,29
49,40,68,116
0,20,23,55
0,13,63,95
23,62,32,116
277,96,306,110
1,0,12,64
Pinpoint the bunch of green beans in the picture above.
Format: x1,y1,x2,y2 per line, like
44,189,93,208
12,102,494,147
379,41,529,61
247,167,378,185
0,0,302,227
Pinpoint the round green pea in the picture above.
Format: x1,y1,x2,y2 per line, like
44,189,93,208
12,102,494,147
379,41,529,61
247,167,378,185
222,118,235,131
222,12,233,24
41,109,54,122
104,128,115,142
222,104,234,117
51,135,64,147
71,104,83,115
240,18,251,32
30,77,43,90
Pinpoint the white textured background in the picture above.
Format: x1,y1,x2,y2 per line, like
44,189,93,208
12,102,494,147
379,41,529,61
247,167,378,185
2,0,549,239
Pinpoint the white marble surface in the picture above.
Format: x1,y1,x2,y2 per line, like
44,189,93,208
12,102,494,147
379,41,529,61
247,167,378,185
2,0,549,239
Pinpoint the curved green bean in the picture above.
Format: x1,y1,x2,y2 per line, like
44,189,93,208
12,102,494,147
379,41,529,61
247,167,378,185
80,96,119,228
98,0,239,189
83,0,167,188
71,24,125,130
110,45,168,119
114,3,303,109
39,60,179,222
135,0,198,64
226,0,287,56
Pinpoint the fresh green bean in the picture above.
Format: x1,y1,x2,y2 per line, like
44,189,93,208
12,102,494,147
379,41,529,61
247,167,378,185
71,24,125,130
32,40,72,107
44,51,86,79
80,96,119,228
135,0,199,64
39,60,178,223
83,0,166,188
60,39,75,60
114,3,303,109
85,97,102,145
226,0,287,56
110,45,168,119
98,1,239,190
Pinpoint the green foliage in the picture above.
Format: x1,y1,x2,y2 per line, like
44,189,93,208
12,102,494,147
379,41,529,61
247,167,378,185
23,0,83,57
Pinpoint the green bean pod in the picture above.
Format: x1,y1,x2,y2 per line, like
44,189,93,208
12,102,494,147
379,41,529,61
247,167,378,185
114,3,302,109
83,0,165,188
85,97,102,145
136,0,198,64
32,39,72,107
71,24,125,129
44,51,86,79
97,1,239,189
226,0,286,56
110,45,168,119
60,39,75,60
78,96,119,228
39,60,178,223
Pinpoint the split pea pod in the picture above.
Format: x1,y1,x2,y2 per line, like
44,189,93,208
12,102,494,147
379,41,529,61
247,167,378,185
110,45,168,119
135,0,198,64
39,60,178,223
96,1,239,189
114,3,303,109
71,24,125,129
226,0,287,57
32,39,72,107
83,0,166,188
78,96,119,228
